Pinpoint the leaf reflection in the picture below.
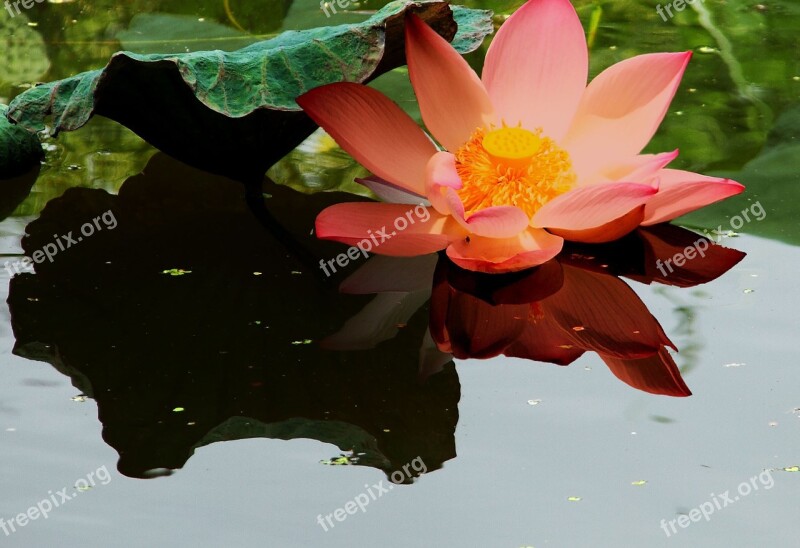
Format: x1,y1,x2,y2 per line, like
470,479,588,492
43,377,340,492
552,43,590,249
8,153,458,480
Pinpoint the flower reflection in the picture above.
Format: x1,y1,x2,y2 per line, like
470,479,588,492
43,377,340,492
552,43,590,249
332,225,745,397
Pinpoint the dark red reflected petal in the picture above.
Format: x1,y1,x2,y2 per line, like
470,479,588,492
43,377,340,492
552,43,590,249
541,265,674,358
430,257,530,358
504,308,586,365
629,224,746,287
428,250,695,397
442,258,564,305
440,293,528,359
601,346,692,397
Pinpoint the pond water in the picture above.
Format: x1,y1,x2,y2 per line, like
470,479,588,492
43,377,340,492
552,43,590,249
1,0,799,547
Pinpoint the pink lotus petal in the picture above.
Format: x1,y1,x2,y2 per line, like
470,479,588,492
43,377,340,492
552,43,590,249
463,206,531,238
532,182,657,231
601,347,692,397
442,187,529,238
446,227,563,273
641,169,745,225
565,52,692,180
356,176,429,205
548,206,645,244
482,0,587,140
316,202,464,256
297,83,435,195
443,186,467,219
595,149,679,185
406,14,495,151
426,151,463,215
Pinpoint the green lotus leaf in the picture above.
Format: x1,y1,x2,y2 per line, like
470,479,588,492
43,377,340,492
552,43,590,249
6,0,492,183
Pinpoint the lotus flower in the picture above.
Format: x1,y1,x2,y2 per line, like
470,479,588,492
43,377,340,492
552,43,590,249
298,0,744,273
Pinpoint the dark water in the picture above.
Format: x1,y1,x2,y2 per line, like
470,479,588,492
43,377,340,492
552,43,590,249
1,0,799,547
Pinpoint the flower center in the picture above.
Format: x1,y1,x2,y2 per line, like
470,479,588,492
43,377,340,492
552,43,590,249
454,126,576,218
482,127,542,167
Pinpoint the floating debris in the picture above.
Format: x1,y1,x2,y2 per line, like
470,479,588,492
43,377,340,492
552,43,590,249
527,399,542,406
631,480,647,486
567,496,582,502
321,455,356,466
783,466,799,473
723,362,745,368
71,395,87,402
743,289,755,294
291,339,313,345
172,407,185,413
162,268,191,276
769,421,778,427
